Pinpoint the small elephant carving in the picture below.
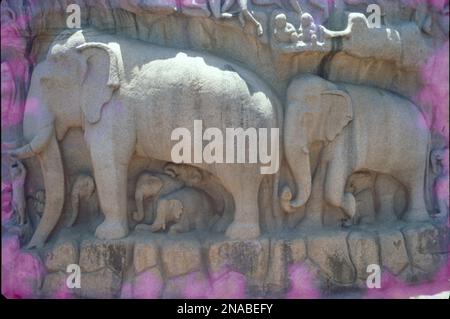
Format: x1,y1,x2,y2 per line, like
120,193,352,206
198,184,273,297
132,170,185,223
67,174,95,227
136,187,217,234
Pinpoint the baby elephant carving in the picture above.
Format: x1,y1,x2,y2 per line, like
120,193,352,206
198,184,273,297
137,187,217,234
132,170,185,223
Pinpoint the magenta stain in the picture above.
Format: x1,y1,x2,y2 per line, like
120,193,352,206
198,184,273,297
1,235,45,299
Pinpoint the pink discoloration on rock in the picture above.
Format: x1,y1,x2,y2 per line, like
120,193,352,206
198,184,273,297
365,260,450,298
121,270,163,299
416,41,449,143
285,263,321,299
1,235,45,298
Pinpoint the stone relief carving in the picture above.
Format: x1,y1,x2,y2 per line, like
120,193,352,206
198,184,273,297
140,186,218,234
281,74,430,226
1,0,448,299
67,174,96,227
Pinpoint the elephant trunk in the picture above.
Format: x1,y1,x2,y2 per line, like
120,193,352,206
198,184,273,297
5,67,66,248
281,126,312,213
27,132,65,248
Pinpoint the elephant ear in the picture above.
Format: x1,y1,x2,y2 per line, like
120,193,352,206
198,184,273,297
322,89,353,141
76,42,121,124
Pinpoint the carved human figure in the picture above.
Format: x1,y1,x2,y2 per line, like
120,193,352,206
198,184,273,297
67,174,96,227
137,187,217,234
273,13,299,43
10,159,27,225
220,0,264,36
298,12,318,44
431,148,449,218
281,74,430,225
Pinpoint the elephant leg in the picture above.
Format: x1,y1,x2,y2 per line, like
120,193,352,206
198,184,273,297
401,171,429,222
90,148,129,240
223,171,261,239
133,188,145,222
325,159,356,224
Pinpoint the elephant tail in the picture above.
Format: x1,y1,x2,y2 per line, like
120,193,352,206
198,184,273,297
272,168,283,230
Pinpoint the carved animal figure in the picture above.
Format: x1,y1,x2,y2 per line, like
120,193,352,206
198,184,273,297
67,174,95,227
10,159,27,225
132,171,184,223
281,74,430,224
5,29,282,247
273,13,299,43
142,187,217,234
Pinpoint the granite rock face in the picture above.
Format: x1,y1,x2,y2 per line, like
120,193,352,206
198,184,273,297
1,0,448,298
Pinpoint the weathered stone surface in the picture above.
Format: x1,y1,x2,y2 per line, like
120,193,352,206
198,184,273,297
78,268,122,298
286,237,307,264
161,239,202,278
133,239,159,274
265,239,287,294
41,271,73,298
121,267,164,299
403,223,442,274
348,231,380,281
44,241,78,272
208,238,270,292
163,271,209,298
79,240,130,274
379,229,409,275
307,231,356,285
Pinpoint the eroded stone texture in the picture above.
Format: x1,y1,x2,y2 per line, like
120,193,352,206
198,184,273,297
208,238,270,293
44,240,78,272
79,240,130,274
379,229,409,276
348,231,380,283
77,268,122,299
307,231,356,285
162,239,202,278
133,239,159,274
403,223,443,275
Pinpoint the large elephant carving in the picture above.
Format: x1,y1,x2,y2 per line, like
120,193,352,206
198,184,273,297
281,74,430,224
5,29,282,248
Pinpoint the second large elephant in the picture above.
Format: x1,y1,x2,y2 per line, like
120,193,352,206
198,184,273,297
6,29,282,247
281,74,430,223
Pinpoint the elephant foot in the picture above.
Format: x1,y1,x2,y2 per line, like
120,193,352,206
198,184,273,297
225,222,260,239
95,220,128,240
